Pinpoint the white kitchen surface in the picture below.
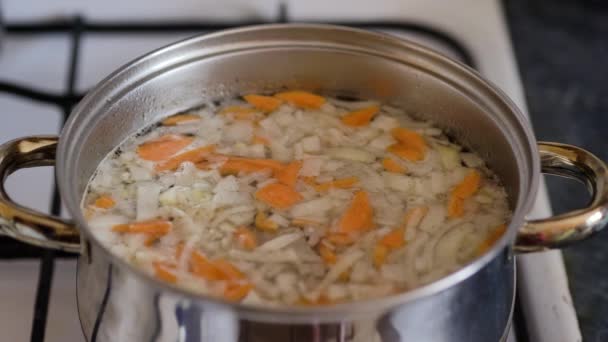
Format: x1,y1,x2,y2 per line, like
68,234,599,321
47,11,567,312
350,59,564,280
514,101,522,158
0,1,580,341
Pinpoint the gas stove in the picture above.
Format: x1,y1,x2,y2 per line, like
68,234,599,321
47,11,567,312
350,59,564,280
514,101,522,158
0,1,581,341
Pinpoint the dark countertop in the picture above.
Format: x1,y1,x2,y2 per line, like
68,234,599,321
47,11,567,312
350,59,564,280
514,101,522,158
505,0,608,340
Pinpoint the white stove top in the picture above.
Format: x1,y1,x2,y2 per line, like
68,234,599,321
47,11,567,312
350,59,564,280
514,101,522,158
0,1,581,341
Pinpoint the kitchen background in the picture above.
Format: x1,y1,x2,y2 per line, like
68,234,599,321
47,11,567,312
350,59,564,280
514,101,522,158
0,0,606,341
505,1,608,340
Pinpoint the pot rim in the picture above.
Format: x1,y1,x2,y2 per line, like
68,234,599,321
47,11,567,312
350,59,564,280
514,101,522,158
58,23,539,321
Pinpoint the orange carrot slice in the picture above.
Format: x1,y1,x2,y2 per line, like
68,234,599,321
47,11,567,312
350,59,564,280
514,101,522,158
337,191,374,233
251,135,270,146
387,143,425,162
93,195,115,209
318,243,337,265
162,113,200,126
274,91,326,109
190,251,224,281
477,224,507,256
452,170,481,199
447,170,481,218
223,282,252,301
220,106,256,115
144,234,164,246
255,183,303,209
155,145,216,172
447,196,465,218
382,157,406,173
379,227,406,249
255,211,279,231
112,219,172,235
220,157,284,176
234,226,257,250
373,244,389,268
276,161,302,187
341,106,380,127
244,94,283,112
153,262,177,283
386,127,427,162
314,176,359,192
137,134,194,162
391,127,427,152
213,259,246,281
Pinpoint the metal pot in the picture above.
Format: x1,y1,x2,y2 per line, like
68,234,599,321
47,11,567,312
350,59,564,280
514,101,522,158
0,25,607,342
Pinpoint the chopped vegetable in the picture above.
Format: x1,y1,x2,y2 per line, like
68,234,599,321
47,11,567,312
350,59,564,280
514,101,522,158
373,244,389,268
382,158,406,173
314,176,359,192
137,134,194,161
85,92,512,306
319,242,337,264
223,283,253,301
112,219,172,235
436,145,461,170
477,224,507,255
255,183,303,209
276,161,302,187
190,251,224,280
448,170,481,218
325,233,356,246
213,259,247,281
255,211,279,231
220,106,258,120
337,191,374,233
257,232,302,252
341,106,380,127
155,145,216,171
136,183,161,221
291,218,324,227
93,195,115,209
244,94,283,112
326,147,376,163
387,127,427,162
387,143,425,162
453,170,481,199
220,157,284,176
153,262,177,283
379,227,406,248
274,91,325,109
251,135,270,146
234,226,257,250
162,113,200,126
391,127,427,151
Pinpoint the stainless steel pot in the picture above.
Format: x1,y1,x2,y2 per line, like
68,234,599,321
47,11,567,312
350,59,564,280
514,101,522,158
1,25,607,342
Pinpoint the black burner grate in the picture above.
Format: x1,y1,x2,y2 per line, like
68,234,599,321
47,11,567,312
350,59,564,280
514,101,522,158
0,11,510,342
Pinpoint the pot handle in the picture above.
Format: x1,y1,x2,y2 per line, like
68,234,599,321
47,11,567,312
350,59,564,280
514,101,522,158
0,136,80,253
515,141,608,253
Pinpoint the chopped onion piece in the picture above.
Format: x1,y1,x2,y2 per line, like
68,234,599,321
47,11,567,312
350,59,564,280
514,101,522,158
436,145,461,170
136,183,161,221
301,136,321,153
311,249,364,299
461,153,484,168
290,197,333,218
300,158,323,177
257,233,303,252
383,172,413,192
326,147,375,163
